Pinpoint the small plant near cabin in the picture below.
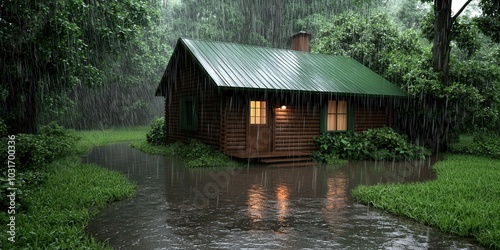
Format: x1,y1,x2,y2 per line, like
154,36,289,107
146,116,166,145
313,127,430,163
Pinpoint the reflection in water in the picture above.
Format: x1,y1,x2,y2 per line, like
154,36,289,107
85,143,484,249
322,172,347,227
247,184,266,222
275,184,290,220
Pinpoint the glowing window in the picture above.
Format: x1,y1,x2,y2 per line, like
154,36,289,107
327,100,347,131
250,101,266,125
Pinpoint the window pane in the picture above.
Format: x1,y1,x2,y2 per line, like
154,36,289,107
337,115,347,130
327,114,336,130
250,100,267,125
328,100,336,113
338,101,347,113
327,100,349,131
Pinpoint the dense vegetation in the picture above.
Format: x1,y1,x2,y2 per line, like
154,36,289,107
313,127,430,164
449,132,500,159
2,0,499,137
0,124,143,249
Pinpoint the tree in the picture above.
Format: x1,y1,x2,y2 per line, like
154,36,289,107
0,0,158,134
313,11,500,151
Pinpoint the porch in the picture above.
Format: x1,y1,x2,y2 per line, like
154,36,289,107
224,150,318,167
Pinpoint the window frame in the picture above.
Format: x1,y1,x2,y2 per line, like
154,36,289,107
249,100,267,125
321,99,354,133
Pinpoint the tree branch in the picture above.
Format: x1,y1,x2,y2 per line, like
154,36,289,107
452,0,473,22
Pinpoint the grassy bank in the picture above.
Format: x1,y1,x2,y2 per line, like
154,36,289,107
74,125,148,154
1,126,146,249
352,154,500,249
130,140,242,168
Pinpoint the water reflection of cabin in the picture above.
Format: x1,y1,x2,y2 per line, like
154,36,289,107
155,33,407,161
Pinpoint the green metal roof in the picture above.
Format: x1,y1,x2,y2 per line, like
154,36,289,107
159,38,407,97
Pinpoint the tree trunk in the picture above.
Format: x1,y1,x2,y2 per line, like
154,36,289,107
432,0,453,84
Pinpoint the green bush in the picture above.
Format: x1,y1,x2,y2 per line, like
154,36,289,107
449,131,500,159
313,127,430,163
146,117,166,145
1,122,79,211
12,122,79,171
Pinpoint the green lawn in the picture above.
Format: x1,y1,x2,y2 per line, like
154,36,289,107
74,125,148,154
0,126,147,249
352,154,500,249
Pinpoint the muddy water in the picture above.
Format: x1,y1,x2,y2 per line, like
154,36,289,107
84,143,483,249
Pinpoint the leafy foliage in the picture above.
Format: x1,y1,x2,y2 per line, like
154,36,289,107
146,117,166,145
313,127,430,162
12,123,79,171
0,0,164,133
0,121,79,210
313,11,500,151
449,132,500,159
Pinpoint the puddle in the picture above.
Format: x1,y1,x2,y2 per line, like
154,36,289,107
84,143,484,249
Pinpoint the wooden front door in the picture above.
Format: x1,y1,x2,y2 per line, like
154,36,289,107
247,100,271,154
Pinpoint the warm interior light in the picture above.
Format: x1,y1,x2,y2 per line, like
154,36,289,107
281,105,287,110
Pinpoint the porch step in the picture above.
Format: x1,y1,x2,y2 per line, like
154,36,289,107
258,155,317,168
267,161,319,168
260,157,312,164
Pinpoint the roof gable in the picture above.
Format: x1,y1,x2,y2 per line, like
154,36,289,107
158,38,407,97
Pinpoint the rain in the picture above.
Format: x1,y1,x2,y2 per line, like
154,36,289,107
1,0,499,249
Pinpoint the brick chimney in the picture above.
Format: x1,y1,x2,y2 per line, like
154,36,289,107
291,31,311,52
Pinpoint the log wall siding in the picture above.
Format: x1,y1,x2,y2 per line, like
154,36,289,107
354,106,393,132
220,94,247,152
274,104,320,151
165,53,221,148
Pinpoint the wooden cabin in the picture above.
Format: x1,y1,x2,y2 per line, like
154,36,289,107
156,33,407,162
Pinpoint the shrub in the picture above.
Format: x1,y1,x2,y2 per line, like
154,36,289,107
313,127,430,163
0,122,78,211
11,122,79,171
449,130,500,159
146,117,166,145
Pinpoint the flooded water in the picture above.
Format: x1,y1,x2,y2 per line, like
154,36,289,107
84,143,483,249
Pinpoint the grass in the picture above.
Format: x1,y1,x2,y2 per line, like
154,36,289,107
0,126,146,249
74,125,148,154
130,140,243,168
352,154,500,249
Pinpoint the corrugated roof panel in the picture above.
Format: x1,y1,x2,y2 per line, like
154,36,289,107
180,38,407,97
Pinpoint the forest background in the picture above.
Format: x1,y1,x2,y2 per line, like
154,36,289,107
1,0,499,150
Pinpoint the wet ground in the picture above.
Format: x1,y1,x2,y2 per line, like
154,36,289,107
84,143,484,249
